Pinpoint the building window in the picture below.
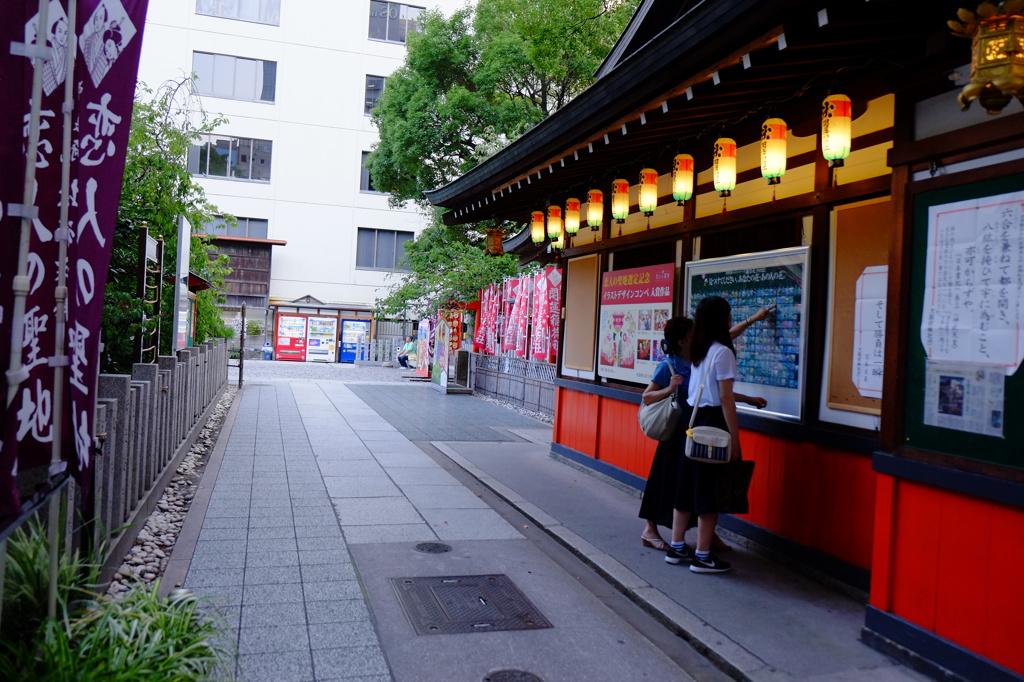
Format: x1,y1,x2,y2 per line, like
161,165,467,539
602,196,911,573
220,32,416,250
365,75,385,115
199,216,270,239
196,0,280,25
361,152,386,193
188,135,273,182
368,1,423,43
356,228,413,270
193,52,276,103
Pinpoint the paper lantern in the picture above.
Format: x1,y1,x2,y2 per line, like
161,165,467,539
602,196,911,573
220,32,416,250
587,189,603,230
821,94,852,167
531,210,545,244
713,138,737,197
672,154,694,205
551,230,565,251
547,205,562,241
565,197,581,235
639,168,658,216
611,179,630,223
760,118,787,185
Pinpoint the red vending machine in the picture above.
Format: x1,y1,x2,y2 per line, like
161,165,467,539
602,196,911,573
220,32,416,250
275,314,308,361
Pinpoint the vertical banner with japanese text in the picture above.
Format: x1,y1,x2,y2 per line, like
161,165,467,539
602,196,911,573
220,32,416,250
0,0,150,514
597,263,675,385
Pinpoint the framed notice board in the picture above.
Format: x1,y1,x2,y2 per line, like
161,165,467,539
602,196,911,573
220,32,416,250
905,175,1024,469
685,247,810,422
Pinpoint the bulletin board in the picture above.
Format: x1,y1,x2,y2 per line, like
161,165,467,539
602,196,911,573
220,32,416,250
905,175,1024,469
685,247,810,422
563,254,599,371
826,198,891,414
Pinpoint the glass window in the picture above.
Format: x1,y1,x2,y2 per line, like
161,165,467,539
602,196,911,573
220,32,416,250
247,219,269,239
199,216,270,239
368,1,424,43
193,52,276,102
360,151,379,193
365,75,385,115
189,135,272,182
356,228,413,270
196,0,280,26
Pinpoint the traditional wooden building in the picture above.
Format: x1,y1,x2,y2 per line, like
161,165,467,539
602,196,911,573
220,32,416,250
426,1,1024,679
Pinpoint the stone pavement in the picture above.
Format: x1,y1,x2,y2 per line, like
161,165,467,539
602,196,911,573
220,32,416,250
178,380,693,681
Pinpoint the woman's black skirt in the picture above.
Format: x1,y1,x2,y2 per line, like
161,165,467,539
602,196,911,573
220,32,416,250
675,405,730,515
637,402,692,528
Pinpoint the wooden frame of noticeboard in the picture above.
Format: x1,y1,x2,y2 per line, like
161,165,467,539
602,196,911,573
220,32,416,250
684,246,810,422
826,197,891,416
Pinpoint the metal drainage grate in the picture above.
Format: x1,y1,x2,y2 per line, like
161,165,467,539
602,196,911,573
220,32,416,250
391,574,553,636
414,542,453,554
484,671,544,682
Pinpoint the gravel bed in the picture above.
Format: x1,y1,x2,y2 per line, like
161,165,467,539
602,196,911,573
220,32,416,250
475,394,554,425
106,385,237,596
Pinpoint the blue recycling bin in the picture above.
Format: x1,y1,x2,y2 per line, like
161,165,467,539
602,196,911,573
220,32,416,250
262,342,273,361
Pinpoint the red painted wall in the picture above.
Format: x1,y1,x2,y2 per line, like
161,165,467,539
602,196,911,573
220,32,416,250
871,476,1024,675
555,386,875,570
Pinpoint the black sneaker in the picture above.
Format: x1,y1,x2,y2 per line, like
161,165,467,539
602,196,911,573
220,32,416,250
689,553,731,573
664,545,694,565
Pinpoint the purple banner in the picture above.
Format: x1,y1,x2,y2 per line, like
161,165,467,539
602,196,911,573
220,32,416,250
0,0,150,515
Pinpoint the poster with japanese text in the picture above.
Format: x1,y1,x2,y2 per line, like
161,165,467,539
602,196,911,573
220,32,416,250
598,263,674,384
852,266,888,399
0,0,151,514
530,267,561,363
685,247,810,421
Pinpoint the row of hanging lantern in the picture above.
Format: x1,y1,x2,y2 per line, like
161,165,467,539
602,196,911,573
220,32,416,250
530,93,853,246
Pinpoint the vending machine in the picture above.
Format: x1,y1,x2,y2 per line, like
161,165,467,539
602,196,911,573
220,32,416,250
305,316,338,362
275,314,308,361
340,319,370,363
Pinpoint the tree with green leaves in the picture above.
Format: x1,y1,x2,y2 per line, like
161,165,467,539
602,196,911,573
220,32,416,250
102,79,233,373
367,0,636,209
374,209,523,319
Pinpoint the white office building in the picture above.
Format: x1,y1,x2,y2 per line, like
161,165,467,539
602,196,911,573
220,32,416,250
136,0,465,360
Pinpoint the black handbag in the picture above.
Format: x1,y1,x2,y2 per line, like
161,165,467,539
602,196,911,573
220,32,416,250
716,460,755,514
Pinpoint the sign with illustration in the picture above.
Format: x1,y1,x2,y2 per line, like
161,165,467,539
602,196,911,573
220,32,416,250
598,263,675,385
685,247,810,421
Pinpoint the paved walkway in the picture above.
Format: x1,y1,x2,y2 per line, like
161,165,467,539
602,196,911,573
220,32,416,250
177,378,930,682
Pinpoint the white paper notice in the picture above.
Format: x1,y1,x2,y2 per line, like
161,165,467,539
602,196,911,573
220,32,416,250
923,360,1004,438
852,265,887,398
922,191,1024,375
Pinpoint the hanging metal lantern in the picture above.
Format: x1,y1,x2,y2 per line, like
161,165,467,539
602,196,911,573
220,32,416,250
672,154,694,205
951,3,1024,114
565,197,581,235
587,189,603,231
821,94,852,167
611,179,630,223
547,205,562,241
531,210,545,244
713,138,737,197
483,228,504,256
760,118,787,185
639,169,658,217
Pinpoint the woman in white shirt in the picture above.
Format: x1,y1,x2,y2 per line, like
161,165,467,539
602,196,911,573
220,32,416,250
665,296,766,573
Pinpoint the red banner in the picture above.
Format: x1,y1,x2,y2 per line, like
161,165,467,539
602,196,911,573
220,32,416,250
0,0,151,514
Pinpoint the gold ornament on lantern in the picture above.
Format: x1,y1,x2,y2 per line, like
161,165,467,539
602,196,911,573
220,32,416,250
950,1,1024,114
531,210,545,244
713,138,737,197
760,118,787,185
821,94,852,167
672,154,694,206
639,169,658,217
587,189,603,231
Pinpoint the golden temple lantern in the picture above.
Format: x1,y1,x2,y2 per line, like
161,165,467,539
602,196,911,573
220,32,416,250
639,168,658,217
531,210,545,244
760,118,787,185
547,205,562,241
950,3,1024,114
672,154,694,205
611,179,630,223
565,197,581,235
713,138,737,197
587,189,604,231
821,94,852,167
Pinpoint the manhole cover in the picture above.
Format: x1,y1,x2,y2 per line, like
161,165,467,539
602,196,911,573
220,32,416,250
391,574,553,636
484,671,544,682
414,542,452,554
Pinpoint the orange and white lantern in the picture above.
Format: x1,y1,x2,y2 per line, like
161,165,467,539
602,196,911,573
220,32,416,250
564,197,581,235
611,178,630,223
547,205,562,241
672,154,694,205
586,189,603,230
531,210,545,244
713,138,737,197
639,168,658,216
821,94,852,167
760,118,787,185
